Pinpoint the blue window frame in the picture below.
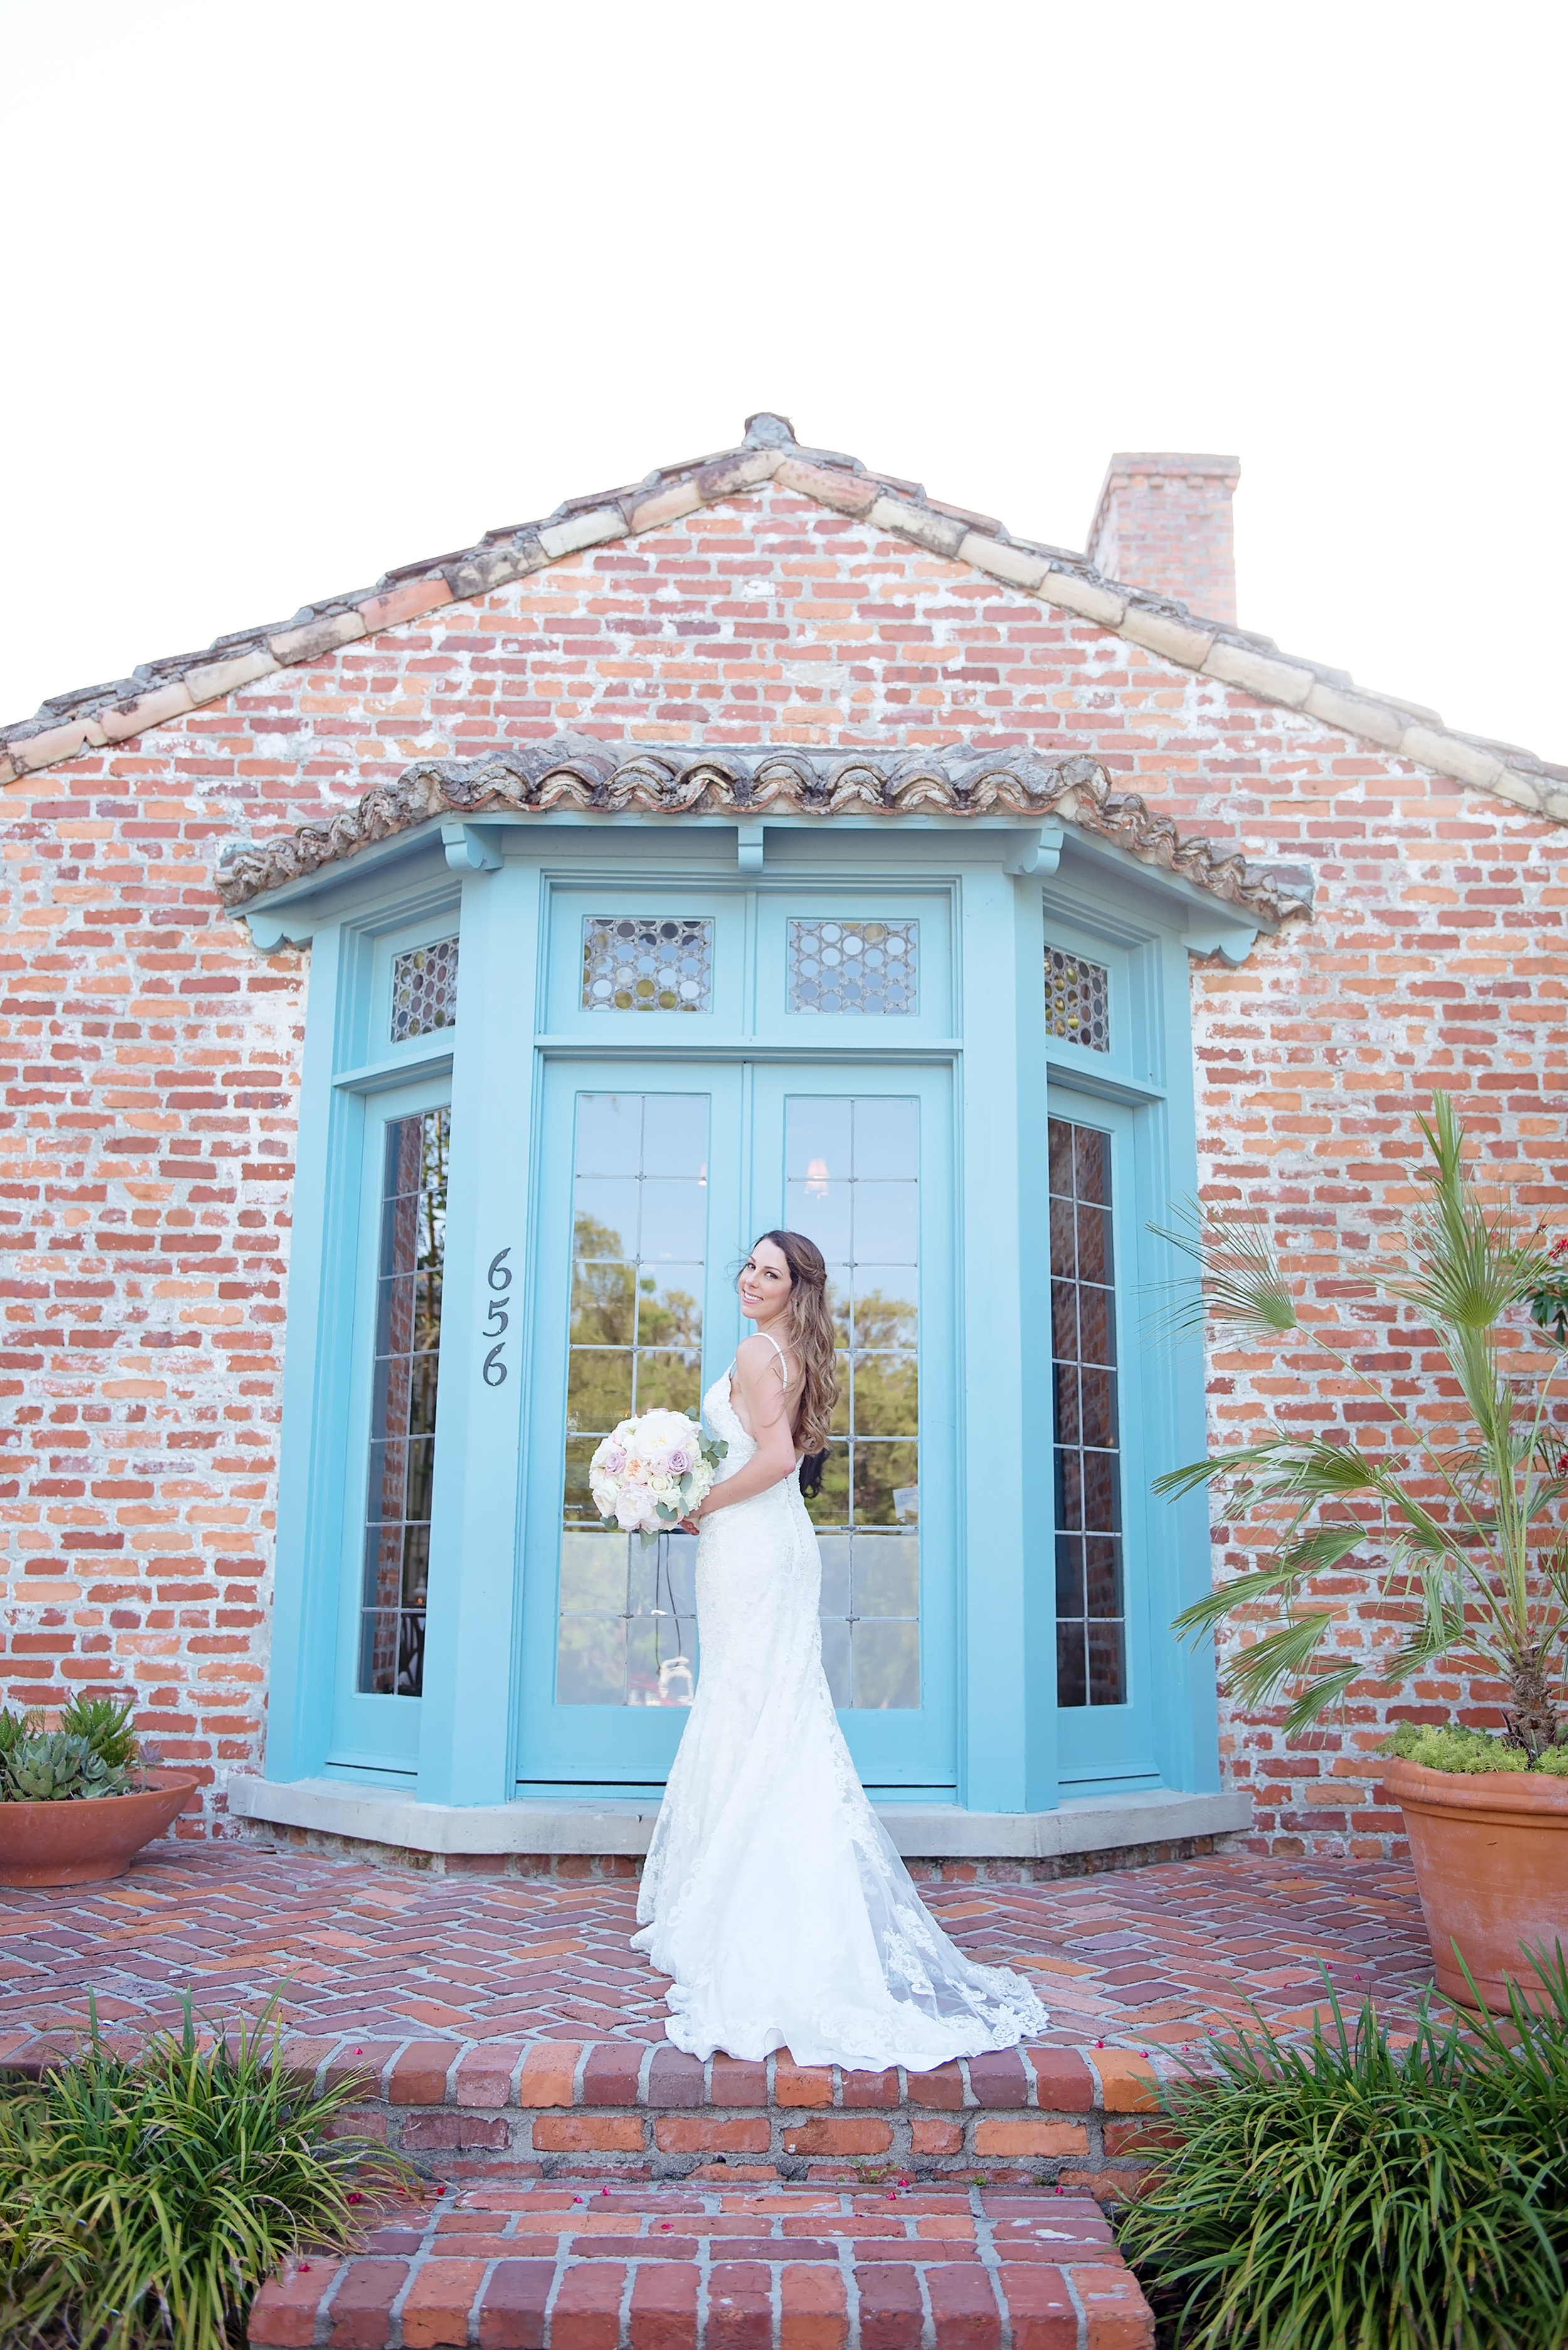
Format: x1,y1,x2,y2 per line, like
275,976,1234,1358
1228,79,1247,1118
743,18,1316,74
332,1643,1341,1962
260,813,1236,1819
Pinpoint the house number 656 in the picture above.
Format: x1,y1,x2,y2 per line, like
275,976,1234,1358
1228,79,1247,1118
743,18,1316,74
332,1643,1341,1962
482,1248,512,1386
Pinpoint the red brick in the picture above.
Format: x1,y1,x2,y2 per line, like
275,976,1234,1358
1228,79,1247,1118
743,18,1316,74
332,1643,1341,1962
646,2048,705,2107
908,2061,966,2110
517,2042,583,2108
780,2262,847,2349
583,2042,644,2105
477,2258,556,2349
551,2260,627,2350
401,2256,487,2347
995,2263,1077,2349
1089,2053,1160,2115
1069,2262,1155,2347
247,2259,337,2347
968,2049,1027,2108
707,2260,771,2349
840,2067,900,2108
773,2058,834,2107
926,2262,1003,2348
911,2118,964,2156
782,2115,893,2157
533,2113,644,2152
710,2053,768,2105
973,2119,1088,2157
1104,2118,1182,2154
856,2260,923,2347
456,2044,520,2106
327,2258,415,2348
628,2260,699,2349
655,2115,770,2154
1024,2051,1095,2112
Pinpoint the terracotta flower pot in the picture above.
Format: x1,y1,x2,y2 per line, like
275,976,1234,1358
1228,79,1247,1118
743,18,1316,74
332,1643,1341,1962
1384,1754,1568,2013
0,1771,199,1888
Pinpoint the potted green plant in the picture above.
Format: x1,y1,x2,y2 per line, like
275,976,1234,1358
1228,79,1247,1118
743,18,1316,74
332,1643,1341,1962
1157,1095,1567,2012
0,1696,198,1886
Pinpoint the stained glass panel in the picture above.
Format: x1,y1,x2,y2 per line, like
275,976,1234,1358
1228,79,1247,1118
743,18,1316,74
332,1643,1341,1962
787,920,918,1016
581,918,712,1013
391,937,459,1042
1044,948,1110,1052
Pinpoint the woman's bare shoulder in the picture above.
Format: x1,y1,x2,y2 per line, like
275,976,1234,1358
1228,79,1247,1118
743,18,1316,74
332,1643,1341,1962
734,1332,785,1374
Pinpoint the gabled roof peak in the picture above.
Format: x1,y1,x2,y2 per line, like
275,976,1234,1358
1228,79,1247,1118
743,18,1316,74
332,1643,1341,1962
3,418,1564,829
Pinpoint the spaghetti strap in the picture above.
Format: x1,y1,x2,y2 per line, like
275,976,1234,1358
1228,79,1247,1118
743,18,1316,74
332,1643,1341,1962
760,1330,790,1378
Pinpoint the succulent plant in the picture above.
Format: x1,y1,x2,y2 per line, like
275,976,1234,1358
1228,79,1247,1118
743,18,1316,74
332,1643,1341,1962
3,1731,133,1803
0,1705,43,1762
58,1693,140,1773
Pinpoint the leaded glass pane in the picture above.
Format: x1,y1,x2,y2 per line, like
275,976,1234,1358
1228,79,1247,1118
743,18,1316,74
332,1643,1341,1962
581,917,712,1013
1044,947,1110,1051
391,937,459,1042
359,1107,448,1694
1049,1115,1125,1706
787,919,918,1016
784,1096,921,1709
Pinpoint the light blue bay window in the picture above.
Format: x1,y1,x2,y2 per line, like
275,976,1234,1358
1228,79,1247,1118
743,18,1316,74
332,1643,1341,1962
252,794,1267,1821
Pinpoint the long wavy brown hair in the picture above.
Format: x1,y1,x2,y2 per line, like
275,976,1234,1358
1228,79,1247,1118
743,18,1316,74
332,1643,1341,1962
746,1230,839,1457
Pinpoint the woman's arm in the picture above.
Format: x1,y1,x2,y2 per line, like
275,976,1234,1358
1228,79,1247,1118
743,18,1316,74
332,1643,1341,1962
684,1337,797,1522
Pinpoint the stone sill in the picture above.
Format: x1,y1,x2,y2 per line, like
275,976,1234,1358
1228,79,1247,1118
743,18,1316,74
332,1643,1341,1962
226,1773,1249,1859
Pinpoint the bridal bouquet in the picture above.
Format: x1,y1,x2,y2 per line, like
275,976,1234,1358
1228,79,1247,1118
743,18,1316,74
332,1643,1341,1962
590,1409,726,1538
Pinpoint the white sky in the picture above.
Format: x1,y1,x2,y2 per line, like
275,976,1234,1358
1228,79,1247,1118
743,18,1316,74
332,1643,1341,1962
3,0,1564,765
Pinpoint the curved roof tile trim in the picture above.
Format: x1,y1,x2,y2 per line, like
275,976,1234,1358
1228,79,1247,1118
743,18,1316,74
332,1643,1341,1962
4,413,1565,831
215,738,1312,927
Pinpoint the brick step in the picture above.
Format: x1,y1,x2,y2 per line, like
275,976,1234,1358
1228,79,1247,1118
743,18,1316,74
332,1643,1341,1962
293,2036,1164,2194
248,2177,1155,2347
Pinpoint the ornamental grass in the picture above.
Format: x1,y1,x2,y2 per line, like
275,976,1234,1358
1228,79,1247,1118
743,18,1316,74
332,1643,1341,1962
1119,1952,1568,2350
0,1995,414,2349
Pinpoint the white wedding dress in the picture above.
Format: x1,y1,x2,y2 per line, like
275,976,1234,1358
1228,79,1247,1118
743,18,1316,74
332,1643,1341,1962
632,1361,1050,2071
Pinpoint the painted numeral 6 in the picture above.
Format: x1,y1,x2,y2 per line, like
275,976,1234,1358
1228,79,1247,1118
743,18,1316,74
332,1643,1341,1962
487,1247,512,1292
482,1344,507,1387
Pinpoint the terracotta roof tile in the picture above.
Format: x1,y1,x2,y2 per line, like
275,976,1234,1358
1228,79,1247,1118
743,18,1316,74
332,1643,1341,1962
216,736,1313,925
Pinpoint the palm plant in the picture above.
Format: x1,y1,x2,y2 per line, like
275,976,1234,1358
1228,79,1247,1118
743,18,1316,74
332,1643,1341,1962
1156,1094,1568,1758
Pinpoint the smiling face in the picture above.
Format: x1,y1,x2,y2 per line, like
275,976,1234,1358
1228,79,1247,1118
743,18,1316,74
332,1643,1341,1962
738,1236,793,1323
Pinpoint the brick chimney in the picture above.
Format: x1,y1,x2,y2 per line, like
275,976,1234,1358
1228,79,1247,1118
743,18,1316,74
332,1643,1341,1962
1086,453,1241,624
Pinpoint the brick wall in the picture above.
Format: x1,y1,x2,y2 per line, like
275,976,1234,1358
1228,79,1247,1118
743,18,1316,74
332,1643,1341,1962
2,480,1562,1850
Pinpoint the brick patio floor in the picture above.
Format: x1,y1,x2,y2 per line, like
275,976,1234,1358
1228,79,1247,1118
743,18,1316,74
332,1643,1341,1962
0,1842,1436,2060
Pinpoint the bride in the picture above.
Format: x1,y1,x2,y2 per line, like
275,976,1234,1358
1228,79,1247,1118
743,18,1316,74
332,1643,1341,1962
632,1229,1049,2071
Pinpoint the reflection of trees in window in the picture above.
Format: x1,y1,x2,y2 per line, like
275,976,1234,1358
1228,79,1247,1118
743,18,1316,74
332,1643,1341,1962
566,1213,703,1436
556,1093,709,1708
807,1286,919,1531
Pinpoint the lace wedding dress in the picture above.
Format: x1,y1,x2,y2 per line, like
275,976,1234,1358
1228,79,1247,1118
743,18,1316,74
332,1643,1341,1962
632,1363,1050,2071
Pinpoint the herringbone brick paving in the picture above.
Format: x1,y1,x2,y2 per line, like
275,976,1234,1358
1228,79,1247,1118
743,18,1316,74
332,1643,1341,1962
0,1846,1434,2058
